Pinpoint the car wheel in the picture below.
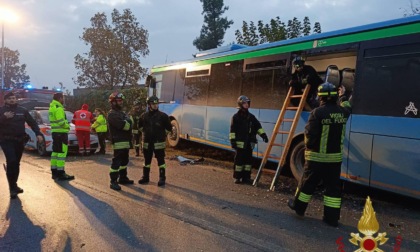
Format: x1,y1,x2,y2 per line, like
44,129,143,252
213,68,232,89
37,136,48,156
167,119,180,147
289,140,305,182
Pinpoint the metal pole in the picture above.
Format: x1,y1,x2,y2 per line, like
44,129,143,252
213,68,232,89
1,22,4,90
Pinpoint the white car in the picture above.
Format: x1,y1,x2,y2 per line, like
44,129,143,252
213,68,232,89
25,108,98,156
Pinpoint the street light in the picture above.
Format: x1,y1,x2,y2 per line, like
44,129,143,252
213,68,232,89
0,8,18,90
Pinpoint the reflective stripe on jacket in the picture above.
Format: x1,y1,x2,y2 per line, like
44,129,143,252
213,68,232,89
49,100,70,133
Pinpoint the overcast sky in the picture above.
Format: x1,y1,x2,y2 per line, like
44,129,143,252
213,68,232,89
1,0,415,92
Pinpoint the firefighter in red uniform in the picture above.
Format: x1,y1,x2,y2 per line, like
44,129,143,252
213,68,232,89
107,92,134,191
229,95,269,184
72,104,93,156
287,83,351,227
138,96,172,187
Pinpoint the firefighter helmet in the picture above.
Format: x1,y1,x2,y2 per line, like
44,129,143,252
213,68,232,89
146,96,159,104
317,82,338,98
292,56,305,67
108,92,125,103
237,95,251,107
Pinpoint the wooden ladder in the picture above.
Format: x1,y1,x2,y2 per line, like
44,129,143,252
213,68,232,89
253,84,310,191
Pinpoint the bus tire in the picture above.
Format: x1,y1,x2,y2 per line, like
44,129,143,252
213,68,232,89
167,119,180,147
37,136,48,156
289,140,305,182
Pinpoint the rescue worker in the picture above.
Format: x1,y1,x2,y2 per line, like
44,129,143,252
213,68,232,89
289,56,324,109
72,104,93,156
130,100,143,157
0,92,44,198
287,83,351,227
229,95,269,184
138,96,172,187
91,108,107,155
49,92,75,181
107,92,134,191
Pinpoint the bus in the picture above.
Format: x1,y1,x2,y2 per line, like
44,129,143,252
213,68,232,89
147,15,420,200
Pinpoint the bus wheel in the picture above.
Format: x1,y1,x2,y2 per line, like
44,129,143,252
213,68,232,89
37,136,47,156
290,140,305,182
167,119,180,147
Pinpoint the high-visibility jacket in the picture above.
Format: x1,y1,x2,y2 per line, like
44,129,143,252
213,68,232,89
73,109,92,132
92,114,107,133
108,108,132,149
304,101,351,163
49,100,70,133
138,109,172,150
229,110,265,149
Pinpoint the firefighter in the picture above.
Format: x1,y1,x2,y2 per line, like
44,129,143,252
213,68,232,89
229,95,269,184
287,82,351,227
138,96,172,187
72,104,93,156
107,92,134,191
130,99,143,157
49,92,75,181
289,56,324,109
0,92,43,198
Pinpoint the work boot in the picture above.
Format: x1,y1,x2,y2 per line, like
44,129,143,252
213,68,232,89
234,178,241,184
157,168,166,187
323,216,338,227
288,199,304,218
57,172,75,181
138,167,150,184
10,186,24,199
242,178,253,185
51,169,58,179
118,177,134,184
110,181,121,191
118,169,134,184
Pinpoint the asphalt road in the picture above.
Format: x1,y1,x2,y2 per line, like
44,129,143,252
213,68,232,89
0,146,419,252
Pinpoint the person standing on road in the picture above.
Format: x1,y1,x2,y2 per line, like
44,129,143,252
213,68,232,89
92,108,108,155
72,104,93,156
138,96,172,187
229,95,269,184
287,83,351,227
107,92,134,191
0,92,44,198
130,100,143,157
49,92,75,181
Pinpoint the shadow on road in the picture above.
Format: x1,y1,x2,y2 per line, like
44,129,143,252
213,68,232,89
56,182,155,251
0,198,46,252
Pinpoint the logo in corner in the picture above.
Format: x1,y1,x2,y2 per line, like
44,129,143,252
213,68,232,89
349,196,388,252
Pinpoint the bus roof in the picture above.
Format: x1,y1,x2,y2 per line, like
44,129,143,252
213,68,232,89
152,15,420,73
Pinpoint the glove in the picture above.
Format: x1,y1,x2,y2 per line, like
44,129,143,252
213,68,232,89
261,133,269,143
230,141,237,149
302,78,308,85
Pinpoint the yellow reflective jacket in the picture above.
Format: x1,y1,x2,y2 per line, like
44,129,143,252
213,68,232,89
92,114,108,133
49,100,70,133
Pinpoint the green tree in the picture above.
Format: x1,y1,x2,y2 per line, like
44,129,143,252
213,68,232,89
235,16,321,46
74,9,149,90
193,0,234,51
0,47,30,89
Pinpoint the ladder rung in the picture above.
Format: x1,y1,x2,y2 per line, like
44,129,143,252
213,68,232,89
286,107,299,110
272,143,285,147
277,130,290,134
290,95,303,98
267,155,281,160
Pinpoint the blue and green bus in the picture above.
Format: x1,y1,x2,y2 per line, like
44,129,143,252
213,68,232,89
147,15,420,200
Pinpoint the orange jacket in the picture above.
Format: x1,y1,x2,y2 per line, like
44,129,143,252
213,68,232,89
72,108,93,132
